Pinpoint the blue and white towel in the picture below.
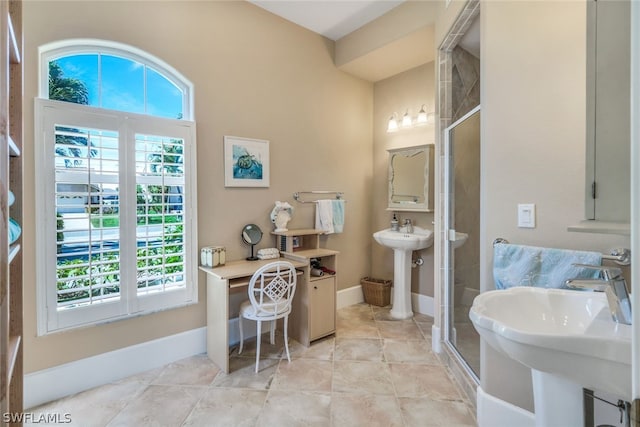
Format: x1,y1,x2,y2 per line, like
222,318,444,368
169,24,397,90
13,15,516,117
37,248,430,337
493,243,602,290
332,200,345,233
315,199,345,234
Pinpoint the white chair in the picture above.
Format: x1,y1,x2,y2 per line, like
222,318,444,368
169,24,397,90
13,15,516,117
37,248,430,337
238,261,297,372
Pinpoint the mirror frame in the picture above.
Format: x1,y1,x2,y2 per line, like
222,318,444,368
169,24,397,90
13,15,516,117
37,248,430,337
241,224,263,245
387,144,434,212
241,224,263,261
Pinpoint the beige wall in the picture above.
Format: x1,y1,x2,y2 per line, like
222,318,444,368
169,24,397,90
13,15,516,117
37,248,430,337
435,0,469,48
336,0,438,67
23,1,373,372
480,0,630,410
372,63,436,296
335,1,438,82
481,0,629,284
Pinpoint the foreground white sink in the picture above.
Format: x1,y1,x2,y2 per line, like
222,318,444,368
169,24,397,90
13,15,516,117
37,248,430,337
373,226,433,319
470,287,631,426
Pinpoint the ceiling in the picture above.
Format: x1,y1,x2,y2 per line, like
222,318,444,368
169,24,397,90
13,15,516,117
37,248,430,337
249,0,406,41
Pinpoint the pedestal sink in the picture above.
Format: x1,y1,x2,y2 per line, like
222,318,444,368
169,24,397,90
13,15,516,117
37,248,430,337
470,287,631,426
373,226,434,319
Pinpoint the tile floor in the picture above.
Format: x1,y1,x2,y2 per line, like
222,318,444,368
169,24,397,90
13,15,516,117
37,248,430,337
28,303,477,427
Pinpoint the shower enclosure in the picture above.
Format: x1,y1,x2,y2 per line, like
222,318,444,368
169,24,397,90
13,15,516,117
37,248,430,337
435,0,481,395
444,106,481,379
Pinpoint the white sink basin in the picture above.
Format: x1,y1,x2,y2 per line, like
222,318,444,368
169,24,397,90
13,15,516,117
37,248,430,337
373,226,434,251
470,286,631,398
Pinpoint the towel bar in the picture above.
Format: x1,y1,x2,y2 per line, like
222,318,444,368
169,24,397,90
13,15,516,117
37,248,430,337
492,238,631,266
293,191,345,204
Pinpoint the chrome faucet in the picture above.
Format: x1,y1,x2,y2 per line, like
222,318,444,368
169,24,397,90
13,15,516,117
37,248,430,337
404,219,413,234
565,265,632,325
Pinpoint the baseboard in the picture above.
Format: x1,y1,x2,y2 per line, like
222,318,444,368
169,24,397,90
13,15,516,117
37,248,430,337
24,287,433,409
411,292,434,317
432,324,442,353
24,327,207,409
477,386,535,427
337,284,364,309
340,284,434,317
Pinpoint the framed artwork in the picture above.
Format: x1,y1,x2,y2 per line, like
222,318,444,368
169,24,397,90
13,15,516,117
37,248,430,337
224,136,270,187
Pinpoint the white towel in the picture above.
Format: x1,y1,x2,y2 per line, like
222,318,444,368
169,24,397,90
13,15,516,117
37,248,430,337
315,199,334,234
257,248,280,256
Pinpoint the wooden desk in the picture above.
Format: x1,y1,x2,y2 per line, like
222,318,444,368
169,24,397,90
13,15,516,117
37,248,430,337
199,257,308,373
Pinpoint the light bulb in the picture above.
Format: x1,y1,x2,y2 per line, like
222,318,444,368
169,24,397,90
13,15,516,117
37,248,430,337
416,105,428,125
402,110,412,128
387,115,398,133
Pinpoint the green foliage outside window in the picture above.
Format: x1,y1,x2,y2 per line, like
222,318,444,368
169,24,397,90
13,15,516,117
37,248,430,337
56,223,185,304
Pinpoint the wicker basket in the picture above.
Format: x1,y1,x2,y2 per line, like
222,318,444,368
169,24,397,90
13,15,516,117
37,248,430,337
360,277,392,307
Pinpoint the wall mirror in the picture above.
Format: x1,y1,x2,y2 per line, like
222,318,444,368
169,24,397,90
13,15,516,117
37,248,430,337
387,144,434,212
241,224,262,260
584,0,630,226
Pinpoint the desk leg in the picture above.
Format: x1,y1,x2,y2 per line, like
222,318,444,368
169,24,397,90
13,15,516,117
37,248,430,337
207,275,230,373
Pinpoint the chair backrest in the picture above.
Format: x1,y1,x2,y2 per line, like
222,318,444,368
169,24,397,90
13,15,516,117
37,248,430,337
248,261,297,318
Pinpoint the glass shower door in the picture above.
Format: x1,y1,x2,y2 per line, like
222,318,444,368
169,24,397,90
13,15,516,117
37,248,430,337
444,105,481,379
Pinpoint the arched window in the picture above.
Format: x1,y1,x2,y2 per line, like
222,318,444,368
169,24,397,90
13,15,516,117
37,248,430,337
36,40,198,334
40,39,193,120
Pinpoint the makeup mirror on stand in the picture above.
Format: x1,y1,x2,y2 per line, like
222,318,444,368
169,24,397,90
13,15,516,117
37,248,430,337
241,224,263,261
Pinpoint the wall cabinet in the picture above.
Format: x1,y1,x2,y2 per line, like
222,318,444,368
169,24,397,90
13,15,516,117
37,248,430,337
1,0,23,420
585,0,630,225
272,229,338,346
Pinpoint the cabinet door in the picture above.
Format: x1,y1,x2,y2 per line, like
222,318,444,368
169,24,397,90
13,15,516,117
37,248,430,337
309,277,335,340
585,0,630,222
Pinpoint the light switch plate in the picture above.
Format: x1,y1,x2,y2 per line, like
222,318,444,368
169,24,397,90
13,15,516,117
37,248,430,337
518,203,536,228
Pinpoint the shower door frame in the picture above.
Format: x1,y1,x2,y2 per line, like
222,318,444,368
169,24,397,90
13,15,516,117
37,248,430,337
433,0,481,409
443,105,481,385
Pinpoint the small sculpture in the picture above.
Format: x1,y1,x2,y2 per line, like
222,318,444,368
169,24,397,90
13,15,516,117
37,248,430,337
270,201,294,232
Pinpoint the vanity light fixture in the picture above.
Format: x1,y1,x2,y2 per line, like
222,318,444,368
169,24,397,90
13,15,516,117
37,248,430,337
416,105,428,125
402,110,412,128
387,105,434,133
387,113,399,133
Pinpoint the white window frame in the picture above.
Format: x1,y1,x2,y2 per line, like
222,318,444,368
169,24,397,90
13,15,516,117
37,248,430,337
36,41,197,335
39,39,194,120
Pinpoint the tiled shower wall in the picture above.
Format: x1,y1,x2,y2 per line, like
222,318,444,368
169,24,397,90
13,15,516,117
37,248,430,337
452,46,480,122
